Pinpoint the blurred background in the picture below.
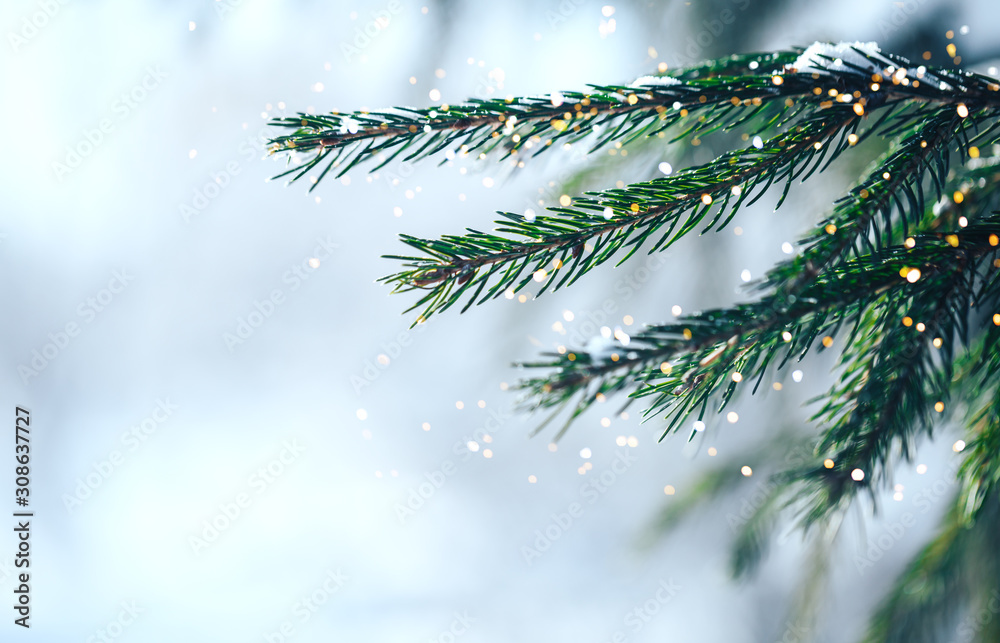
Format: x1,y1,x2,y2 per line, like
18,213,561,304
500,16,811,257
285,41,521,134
1,0,998,641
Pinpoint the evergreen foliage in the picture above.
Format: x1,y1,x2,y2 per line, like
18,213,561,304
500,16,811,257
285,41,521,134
270,43,1000,640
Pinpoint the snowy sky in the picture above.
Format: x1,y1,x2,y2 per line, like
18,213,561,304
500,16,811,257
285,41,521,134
0,0,996,641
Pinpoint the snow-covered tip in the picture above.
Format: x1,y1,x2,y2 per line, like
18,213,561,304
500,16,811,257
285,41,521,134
630,75,681,88
788,41,882,76
584,335,627,365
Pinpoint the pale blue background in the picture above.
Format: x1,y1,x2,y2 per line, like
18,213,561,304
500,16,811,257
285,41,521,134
0,1,996,641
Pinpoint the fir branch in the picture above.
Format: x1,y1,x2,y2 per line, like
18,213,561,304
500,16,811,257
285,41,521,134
956,325,1000,522
266,50,806,185
375,87,999,323
267,45,1000,191
517,221,1000,440
268,44,1000,636
381,107,862,323
789,194,1000,524
959,382,1000,521
267,68,792,188
516,153,1000,516
758,107,964,294
793,270,968,524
